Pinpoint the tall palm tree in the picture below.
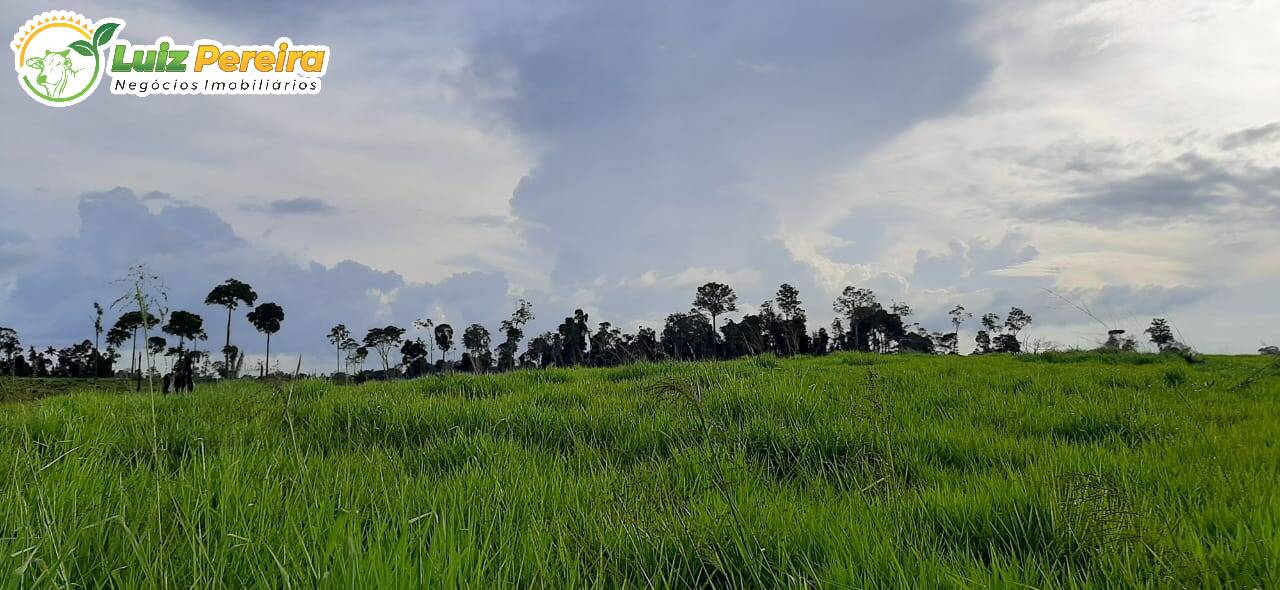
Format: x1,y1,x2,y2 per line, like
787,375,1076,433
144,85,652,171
327,324,351,375
246,302,284,377
204,279,257,377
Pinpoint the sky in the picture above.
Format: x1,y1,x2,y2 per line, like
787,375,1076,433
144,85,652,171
1,0,1277,369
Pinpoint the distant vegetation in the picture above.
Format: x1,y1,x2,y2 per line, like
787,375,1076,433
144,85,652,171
2,353,1277,585
2,266,1228,389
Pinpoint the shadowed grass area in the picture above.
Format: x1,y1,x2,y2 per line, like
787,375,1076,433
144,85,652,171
0,377,136,402
0,353,1277,588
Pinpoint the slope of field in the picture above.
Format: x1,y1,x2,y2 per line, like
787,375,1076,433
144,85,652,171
2,353,1278,588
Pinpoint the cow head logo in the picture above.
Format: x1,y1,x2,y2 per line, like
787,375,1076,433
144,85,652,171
11,11,122,107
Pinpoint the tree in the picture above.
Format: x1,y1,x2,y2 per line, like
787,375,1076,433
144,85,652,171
936,332,958,355
861,308,907,353
92,302,104,378
400,338,430,377
974,329,992,354
164,310,206,351
773,284,808,355
891,301,914,325
661,311,716,360
1145,318,1175,351
147,336,167,367
412,317,435,363
327,324,351,375
693,283,738,348
721,314,768,358
163,312,206,389
462,324,492,373
0,327,19,376
106,324,129,355
812,328,830,355
776,284,802,319
947,305,972,355
111,265,168,391
1005,307,1032,336
1101,329,1137,352
974,308,1032,354
340,337,361,374
497,299,534,371
348,346,369,374
246,302,285,377
522,331,559,368
1001,307,1032,353
833,287,879,351
363,325,406,374
974,312,999,354
758,301,784,354
113,311,159,382
897,331,935,354
50,340,97,378
589,322,626,366
557,310,591,366
433,324,455,365
28,347,50,377
204,278,257,377
830,319,846,351
631,327,662,362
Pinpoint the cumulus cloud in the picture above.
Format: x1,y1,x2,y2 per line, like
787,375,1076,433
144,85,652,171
455,0,991,327
0,188,510,368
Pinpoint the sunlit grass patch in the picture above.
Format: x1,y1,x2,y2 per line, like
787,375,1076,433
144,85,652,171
0,353,1276,587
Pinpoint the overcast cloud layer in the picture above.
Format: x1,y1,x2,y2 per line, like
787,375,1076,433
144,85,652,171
1,0,1277,366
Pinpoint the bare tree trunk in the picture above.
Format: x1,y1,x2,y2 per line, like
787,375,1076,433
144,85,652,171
224,307,233,376
712,313,719,359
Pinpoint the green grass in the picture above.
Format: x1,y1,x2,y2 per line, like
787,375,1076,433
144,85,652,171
1,353,1277,588
0,377,136,403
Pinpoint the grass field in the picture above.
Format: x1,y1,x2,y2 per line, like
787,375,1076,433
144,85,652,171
2,352,1278,588
0,377,136,403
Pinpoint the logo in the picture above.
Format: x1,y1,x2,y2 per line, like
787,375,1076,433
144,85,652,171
11,11,120,107
13,11,330,107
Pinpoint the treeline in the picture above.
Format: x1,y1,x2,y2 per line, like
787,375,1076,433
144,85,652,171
1,272,1227,385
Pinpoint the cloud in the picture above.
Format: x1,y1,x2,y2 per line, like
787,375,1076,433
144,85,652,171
0,230,28,246
246,197,340,215
2,0,1278,353
0,188,511,368
1220,122,1280,150
461,0,989,325
0,0,534,286
1071,284,1213,318
911,233,1042,291
1017,152,1280,224
903,232,1208,338
620,267,764,291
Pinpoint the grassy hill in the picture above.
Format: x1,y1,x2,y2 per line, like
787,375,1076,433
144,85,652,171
1,353,1277,587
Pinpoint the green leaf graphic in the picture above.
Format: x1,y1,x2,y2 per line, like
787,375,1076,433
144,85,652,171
92,22,120,47
69,40,95,57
